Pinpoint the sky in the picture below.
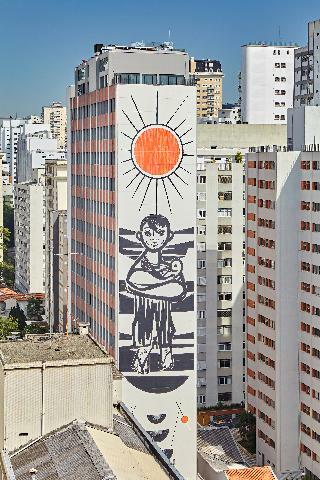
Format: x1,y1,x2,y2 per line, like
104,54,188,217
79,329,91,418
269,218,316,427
0,0,320,117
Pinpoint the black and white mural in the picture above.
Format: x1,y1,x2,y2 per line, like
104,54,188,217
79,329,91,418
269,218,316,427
117,85,197,479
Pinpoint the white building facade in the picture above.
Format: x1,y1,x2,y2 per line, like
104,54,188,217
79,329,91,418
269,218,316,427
197,149,245,407
0,118,27,183
241,43,297,124
294,19,320,107
42,102,67,149
16,123,65,183
245,148,301,474
14,180,45,294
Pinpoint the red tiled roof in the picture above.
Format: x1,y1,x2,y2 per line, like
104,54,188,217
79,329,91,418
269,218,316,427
0,288,44,302
226,466,277,480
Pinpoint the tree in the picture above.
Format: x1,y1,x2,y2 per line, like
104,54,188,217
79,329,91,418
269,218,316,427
27,297,44,322
3,202,14,248
235,151,243,163
0,317,19,339
9,305,27,332
237,411,256,453
0,226,15,288
25,323,49,335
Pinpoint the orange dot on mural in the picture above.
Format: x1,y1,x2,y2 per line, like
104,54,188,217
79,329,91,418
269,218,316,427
133,127,181,177
181,415,189,424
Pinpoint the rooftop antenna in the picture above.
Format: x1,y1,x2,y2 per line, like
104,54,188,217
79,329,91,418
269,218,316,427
278,25,281,43
168,28,171,42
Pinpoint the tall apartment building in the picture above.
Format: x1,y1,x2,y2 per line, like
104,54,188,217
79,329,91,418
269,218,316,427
241,43,297,124
197,149,245,407
16,123,65,183
294,19,320,107
190,58,223,118
69,43,197,479
245,148,301,474
0,118,26,182
14,178,45,293
45,159,67,332
42,101,67,149
58,212,68,333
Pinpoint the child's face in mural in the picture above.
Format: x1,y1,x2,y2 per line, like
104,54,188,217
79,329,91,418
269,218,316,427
137,222,173,252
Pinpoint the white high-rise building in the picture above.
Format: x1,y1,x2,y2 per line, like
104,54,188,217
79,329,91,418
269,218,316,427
14,177,45,293
241,43,298,124
294,19,320,107
196,149,245,407
0,118,27,182
245,147,301,474
16,123,65,183
42,102,67,149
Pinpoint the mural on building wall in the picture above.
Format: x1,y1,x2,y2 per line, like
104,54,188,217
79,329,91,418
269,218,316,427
117,85,196,479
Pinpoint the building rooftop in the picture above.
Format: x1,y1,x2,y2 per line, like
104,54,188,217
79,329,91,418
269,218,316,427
0,287,44,302
198,426,247,470
226,466,277,480
242,41,299,47
8,412,174,479
0,334,108,365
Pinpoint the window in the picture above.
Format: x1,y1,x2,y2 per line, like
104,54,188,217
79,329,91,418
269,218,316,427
142,74,157,85
197,192,206,201
198,310,206,319
159,74,185,85
217,275,232,285
218,342,232,351
115,73,140,84
219,359,231,368
218,376,232,385
218,392,232,402
197,259,206,269
217,309,232,317
197,293,206,302
218,208,232,217
199,395,206,404
197,209,207,219
197,276,206,286
197,175,206,184
197,225,206,235
197,242,206,252
218,292,232,301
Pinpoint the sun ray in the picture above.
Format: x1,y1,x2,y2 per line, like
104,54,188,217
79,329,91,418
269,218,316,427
180,127,192,139
173,119,186,132
156,91,159,124
132,176,146,197
131,95,146,127
166,97,188,126
121,158,133,164
122,110,139,132
155,178,158,215
126,171,141,189
182,140,193,146
174,171,188,185
123,167,136,175
180,166,191,175
161,178,172,214
168,176,183,199
182,153,194,157
121,132,134,140
139,178,152,211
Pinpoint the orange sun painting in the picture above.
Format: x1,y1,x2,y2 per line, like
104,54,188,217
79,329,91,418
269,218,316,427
121,92,194,213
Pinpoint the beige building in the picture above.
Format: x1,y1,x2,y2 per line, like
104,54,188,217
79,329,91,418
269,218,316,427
58,212,68,333
190,58,224,118
45,159,67,332
0,334,113,453
42,101,67,149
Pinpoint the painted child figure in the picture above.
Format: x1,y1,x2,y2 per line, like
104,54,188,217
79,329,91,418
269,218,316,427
126,214,187,374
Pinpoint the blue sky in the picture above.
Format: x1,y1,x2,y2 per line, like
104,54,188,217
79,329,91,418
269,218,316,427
0,0,319,117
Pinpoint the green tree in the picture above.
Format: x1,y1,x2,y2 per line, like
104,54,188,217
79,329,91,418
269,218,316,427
0,317,19,339
3,202,14,248
0,226,15,287
235,151,243,163
27,297,44,322
25,323,49,335
237,411,256,453
9,305,27,332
